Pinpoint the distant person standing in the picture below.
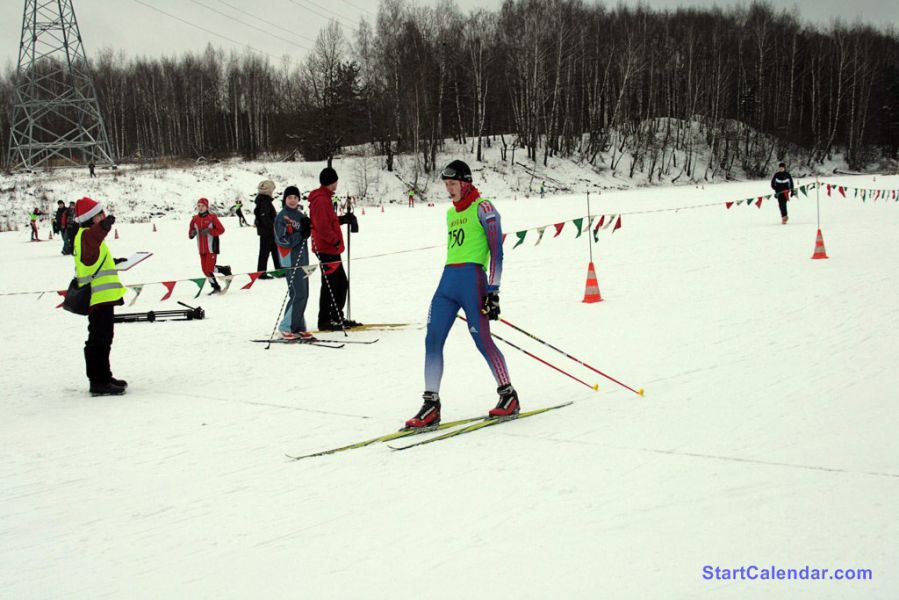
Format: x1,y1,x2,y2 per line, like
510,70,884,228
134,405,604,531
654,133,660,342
408,188,415,208
64,201,77,254
540,181,545,198
308,167,360,330
88,161,96,178
54,200,67,252
274,185,313,339
770,162,795,224
189,198,231,294
254,180,279,279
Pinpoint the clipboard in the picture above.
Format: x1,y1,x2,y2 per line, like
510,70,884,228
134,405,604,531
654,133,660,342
116,251,153,272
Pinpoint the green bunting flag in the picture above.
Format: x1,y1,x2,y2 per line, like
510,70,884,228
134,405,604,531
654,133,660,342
573,218,584,237
191,278,206,298
513,230,527,248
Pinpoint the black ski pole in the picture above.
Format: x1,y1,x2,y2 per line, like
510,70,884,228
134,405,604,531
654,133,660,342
346,199,352,321
312,248,348,337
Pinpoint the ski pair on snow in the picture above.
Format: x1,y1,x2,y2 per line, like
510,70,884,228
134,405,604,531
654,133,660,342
285,402,572,460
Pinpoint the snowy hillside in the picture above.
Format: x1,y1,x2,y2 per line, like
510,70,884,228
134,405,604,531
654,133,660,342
0,128,871,230
1,166,897,599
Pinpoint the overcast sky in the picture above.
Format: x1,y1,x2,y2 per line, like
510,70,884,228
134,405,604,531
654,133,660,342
1,0,897,70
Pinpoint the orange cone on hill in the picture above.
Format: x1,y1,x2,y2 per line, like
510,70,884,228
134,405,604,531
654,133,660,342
811,229,829,259
381,204,384,213
361,207,366,215
152,223,157,233
114,228,119,239
582,261,603,303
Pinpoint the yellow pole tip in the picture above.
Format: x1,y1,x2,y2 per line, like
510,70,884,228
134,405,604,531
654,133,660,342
592,384,600,391
637,388,645,396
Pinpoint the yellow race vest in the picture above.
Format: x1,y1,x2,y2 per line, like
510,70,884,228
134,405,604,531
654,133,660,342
74,228,126,306
445,198,490,271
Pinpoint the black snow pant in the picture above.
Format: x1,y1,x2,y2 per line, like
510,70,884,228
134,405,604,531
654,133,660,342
776,190,790,218
317,254,348,327
85,304,115,386
257,235,279,273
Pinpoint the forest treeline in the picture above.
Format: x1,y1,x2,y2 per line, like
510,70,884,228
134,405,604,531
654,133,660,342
1,0,897,177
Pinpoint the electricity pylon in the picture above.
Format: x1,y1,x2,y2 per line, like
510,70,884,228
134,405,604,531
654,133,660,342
7,0,115,170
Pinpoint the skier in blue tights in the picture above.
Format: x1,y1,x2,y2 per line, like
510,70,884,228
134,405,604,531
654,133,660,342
405,160,519,428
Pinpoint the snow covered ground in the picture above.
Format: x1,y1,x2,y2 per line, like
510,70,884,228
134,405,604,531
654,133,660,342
1,168,897,599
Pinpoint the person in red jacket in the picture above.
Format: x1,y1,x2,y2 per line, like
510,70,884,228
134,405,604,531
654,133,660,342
308,167,360,330
188,198,231,294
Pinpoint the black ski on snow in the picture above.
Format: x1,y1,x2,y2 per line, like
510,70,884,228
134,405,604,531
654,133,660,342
313,337,379,345
286,413,491,461
251,339,345,349
389,402,573,451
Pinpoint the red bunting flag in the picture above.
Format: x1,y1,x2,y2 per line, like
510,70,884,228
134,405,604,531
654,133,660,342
612,215,622,233
755,197,763,208
56,290,66,308
160,281,177,301
553,222,565,237
241,272,262,290
502,233,508,244
725,201,734,209
838,186,845,197
596,215,606,229
826,184,832,196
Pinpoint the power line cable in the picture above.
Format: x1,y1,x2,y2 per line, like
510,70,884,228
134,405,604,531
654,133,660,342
215,0,317,45
336,0,377,19
188,0,312,51
286,0,355,28
130,0,305,62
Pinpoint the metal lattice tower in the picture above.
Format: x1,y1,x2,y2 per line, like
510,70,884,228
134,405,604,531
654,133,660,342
7,0,115,170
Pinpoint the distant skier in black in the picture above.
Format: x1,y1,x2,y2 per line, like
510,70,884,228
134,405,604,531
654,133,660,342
254,180,279,279
54,200,67,253
770,162,795,224
88,161,96,178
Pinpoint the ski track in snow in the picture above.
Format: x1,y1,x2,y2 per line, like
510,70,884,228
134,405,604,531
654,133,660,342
1,170,898,599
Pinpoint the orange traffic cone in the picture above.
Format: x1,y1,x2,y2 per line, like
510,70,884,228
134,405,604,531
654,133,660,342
381,204,384,213
361,207,366,215
114,228,119,239
582,261,603,303
811,229,828,259
152,223,157,233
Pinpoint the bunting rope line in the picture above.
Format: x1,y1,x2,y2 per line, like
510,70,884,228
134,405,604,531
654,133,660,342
2,180,896,301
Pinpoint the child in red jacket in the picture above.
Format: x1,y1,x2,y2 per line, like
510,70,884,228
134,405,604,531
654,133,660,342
189,198,231,294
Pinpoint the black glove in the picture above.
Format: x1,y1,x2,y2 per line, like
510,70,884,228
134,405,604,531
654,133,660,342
114,257,126,264
481,292,501,320
100,214,116,231
300,215,311,238
338,213,359,232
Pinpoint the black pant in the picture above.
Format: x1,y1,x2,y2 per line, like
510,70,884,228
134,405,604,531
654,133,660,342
85,304,115,385
236,209,249,226
777,197,788,217
318,254,348,327
257,235,279,272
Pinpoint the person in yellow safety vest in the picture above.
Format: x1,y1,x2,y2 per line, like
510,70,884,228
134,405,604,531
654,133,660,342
73,197,128,396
